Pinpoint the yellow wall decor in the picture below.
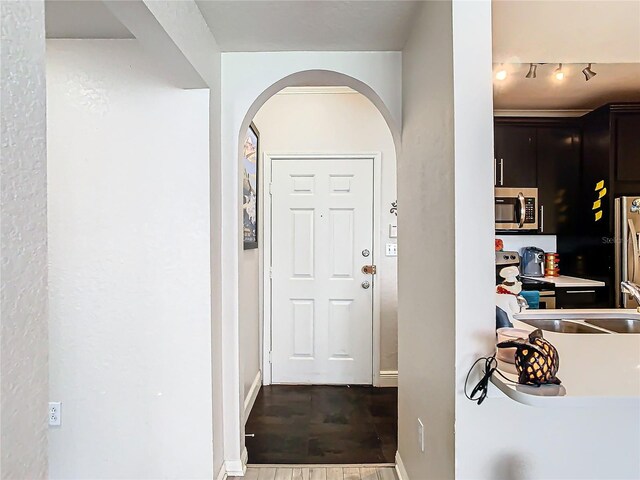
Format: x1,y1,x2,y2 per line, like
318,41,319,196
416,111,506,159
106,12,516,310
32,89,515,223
593,180,607,222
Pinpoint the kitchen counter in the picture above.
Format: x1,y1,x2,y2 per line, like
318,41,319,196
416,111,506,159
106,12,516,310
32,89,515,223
521,275,605,288
490,309,640,407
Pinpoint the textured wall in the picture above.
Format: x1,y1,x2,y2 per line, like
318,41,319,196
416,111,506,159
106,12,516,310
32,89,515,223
398,2,456,478
47,40,213,479
0,1,49,478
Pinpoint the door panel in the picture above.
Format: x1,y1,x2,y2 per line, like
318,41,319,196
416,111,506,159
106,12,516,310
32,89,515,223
292,209,314,276
271,158,374,384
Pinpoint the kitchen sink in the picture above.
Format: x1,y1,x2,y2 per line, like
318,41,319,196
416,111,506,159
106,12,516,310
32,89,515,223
584,318,640,334
519,319,606,334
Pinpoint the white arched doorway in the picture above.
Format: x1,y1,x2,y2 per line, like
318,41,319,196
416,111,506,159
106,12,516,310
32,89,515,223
217,53,402,475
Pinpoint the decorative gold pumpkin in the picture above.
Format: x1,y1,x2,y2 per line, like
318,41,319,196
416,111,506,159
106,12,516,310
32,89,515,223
497,328,561,386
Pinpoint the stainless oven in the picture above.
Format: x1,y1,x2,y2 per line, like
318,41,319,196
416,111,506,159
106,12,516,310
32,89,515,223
538,291,556,309
495,187,539,231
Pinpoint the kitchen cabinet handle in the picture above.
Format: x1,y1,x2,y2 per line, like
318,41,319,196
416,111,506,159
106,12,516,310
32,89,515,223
565,290,596,294
540,205,544,233
494,158,497,185
500,158,504,185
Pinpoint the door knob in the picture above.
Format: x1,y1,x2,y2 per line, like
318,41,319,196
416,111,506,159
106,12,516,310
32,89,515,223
361,281,370,289
362,265,377,275
362,249,370,257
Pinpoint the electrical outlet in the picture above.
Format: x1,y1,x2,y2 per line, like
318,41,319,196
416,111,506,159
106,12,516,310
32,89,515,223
418,418,425,452
386,243,397,256
49,402,61,426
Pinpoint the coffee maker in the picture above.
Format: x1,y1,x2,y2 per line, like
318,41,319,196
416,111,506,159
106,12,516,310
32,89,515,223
521,246,545,277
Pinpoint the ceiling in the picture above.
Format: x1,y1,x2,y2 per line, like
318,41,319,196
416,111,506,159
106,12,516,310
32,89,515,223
195,1,421,52
43,0,640,112
493,63,640,112
45,0,133,39
492,1,640,64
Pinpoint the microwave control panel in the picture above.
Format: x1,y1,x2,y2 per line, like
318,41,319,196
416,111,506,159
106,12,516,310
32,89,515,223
524,198,536,223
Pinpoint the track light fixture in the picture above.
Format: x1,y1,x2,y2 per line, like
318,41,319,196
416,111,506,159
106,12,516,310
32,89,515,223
582,63,597,81
554,63,564,81
525,63,538,79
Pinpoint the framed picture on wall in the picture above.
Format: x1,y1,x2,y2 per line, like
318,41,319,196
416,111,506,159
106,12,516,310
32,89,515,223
243,123,259,249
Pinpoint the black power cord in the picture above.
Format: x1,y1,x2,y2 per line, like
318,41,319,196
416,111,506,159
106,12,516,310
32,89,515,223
464,355,497,405
464,354,515,405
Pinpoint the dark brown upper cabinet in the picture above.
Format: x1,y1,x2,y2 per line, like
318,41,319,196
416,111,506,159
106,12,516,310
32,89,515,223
536,126,581,235
494,120,580,234
494,125,537,187
582,104,640,222
613,112,640,184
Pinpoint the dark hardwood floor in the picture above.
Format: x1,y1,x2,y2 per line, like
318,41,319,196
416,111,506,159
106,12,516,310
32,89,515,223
245,385,398,464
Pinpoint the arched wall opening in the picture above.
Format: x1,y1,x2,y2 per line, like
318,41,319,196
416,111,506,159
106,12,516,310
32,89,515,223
237,70,402,154
218,54,402,473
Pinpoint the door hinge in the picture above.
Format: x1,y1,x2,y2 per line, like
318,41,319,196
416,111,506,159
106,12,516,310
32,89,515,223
268,351,272,363
269,267,272,278
269,182,272,195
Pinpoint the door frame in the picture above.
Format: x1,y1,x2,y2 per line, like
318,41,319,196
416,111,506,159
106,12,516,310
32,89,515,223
261,152,383,386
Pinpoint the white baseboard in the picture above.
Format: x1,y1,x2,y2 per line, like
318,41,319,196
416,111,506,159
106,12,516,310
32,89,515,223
395,451,409,480
215,463,227,480
379,370,398,387
244,370,262,424
225,447,248,477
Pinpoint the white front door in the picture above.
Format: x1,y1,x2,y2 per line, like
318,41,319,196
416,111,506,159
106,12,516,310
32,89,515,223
270,158,374,384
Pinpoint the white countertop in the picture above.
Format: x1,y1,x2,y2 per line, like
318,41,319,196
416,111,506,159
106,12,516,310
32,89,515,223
522,275,605,288
491,309,640,407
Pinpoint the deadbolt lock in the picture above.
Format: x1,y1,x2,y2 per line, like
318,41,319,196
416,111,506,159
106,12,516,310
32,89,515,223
362,265,377,275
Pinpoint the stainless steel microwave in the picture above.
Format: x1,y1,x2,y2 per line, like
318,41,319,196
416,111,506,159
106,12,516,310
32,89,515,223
495,187,539,231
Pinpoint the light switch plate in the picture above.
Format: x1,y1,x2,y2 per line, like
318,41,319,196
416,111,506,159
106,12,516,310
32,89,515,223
389,224,398,238
386,243,397,256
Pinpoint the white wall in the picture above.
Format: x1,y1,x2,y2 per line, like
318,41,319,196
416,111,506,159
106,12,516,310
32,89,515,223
252,88,398,378
222,51,402,465
0,1,49,478
398,2,456,477
47,40,213,479
239,246,261,398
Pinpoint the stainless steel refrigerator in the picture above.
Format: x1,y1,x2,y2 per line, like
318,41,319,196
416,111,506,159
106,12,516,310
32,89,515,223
615,196,640,308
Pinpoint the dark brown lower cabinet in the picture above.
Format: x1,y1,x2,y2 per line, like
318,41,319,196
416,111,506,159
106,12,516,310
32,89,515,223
556,287,609,309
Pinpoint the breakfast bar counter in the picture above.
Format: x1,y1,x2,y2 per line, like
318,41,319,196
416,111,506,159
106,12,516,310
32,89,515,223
490,309,640,407
521,275,606,288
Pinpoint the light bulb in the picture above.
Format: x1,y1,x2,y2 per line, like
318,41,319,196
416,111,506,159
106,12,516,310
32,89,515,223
495,69,507,81
554,64,564,81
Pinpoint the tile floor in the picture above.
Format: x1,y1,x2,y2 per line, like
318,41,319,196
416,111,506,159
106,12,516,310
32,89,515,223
233,466,398,479
245,385,398,464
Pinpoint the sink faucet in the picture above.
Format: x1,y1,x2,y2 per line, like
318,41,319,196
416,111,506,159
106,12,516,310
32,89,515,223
621,281,640,312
